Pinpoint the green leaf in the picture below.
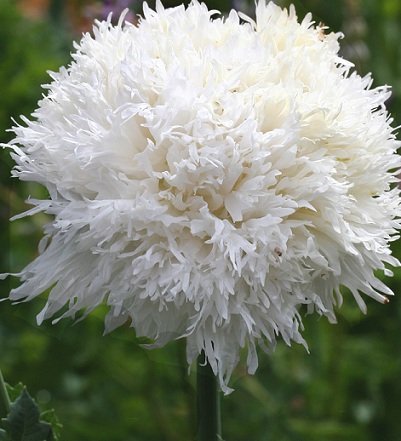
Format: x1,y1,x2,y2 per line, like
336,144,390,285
5,385,24,404
0,428,8,441
1,389,53,441
39,411,61,441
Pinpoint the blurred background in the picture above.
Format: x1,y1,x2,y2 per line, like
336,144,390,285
1,0,401,440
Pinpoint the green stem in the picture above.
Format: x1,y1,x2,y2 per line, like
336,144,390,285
196,352,222,441
0,369,11,418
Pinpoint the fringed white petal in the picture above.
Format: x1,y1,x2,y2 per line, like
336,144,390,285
3,1,401,392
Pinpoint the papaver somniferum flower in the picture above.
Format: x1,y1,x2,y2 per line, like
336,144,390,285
3,1,401,392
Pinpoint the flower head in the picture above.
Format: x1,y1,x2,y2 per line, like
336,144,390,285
3,1,401,392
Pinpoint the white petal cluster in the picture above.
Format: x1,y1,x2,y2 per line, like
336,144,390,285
4,1,401,392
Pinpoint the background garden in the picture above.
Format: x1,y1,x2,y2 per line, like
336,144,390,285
1,0,401,439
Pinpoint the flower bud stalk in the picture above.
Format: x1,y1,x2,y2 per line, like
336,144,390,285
196,352,222,441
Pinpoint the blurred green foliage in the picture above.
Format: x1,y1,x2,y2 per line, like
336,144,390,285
1,0,401,440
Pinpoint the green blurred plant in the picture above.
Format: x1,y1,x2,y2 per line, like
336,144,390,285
1,1,401,440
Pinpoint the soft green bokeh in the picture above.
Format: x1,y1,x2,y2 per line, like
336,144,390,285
1,0,401,440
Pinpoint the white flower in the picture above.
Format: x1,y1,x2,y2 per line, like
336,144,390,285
3,1,401,393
